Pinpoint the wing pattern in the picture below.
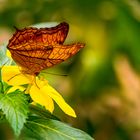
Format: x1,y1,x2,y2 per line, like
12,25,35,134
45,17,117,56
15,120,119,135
7,22,85,75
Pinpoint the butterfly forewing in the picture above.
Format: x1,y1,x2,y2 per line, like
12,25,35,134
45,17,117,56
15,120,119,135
48,43,84,60
8,28,38,49
37,22,69,45
8,22,69,50
7,22,85,75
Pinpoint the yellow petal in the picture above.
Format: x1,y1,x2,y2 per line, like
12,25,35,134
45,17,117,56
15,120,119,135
6,50,12,59
30,83,54,113
2,66,32,85
41,84,76,118
7,86,25,93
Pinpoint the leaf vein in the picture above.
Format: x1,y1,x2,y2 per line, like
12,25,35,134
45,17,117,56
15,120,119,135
28,121,76,140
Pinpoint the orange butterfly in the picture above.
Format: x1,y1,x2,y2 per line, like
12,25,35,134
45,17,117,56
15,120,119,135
7,22,85,76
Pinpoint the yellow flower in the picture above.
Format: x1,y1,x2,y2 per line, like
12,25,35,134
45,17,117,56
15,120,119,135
2,66,76,117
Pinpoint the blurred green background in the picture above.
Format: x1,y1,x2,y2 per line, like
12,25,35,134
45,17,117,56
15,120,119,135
1,0,140,140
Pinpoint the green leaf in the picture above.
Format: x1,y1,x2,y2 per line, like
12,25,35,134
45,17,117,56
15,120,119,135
21,116,94,140
0,90,29,136
0,44,9,66
29,104,59,120
0,68,4,93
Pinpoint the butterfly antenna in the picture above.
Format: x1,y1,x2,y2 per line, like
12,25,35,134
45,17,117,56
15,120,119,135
41,71,68,76
1,60,10,69
7,73,21,82
34,78,40,89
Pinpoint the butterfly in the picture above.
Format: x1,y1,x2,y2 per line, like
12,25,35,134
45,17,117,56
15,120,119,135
7,22,85,76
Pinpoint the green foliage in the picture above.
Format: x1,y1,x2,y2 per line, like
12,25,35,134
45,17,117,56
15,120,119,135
0,90,94,139
0,82,94,139
20,116,93,140
29,104,59,120
0,90,29,136
0,81,93,139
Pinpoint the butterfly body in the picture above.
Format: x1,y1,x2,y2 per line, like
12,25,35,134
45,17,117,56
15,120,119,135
7,22,85,76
